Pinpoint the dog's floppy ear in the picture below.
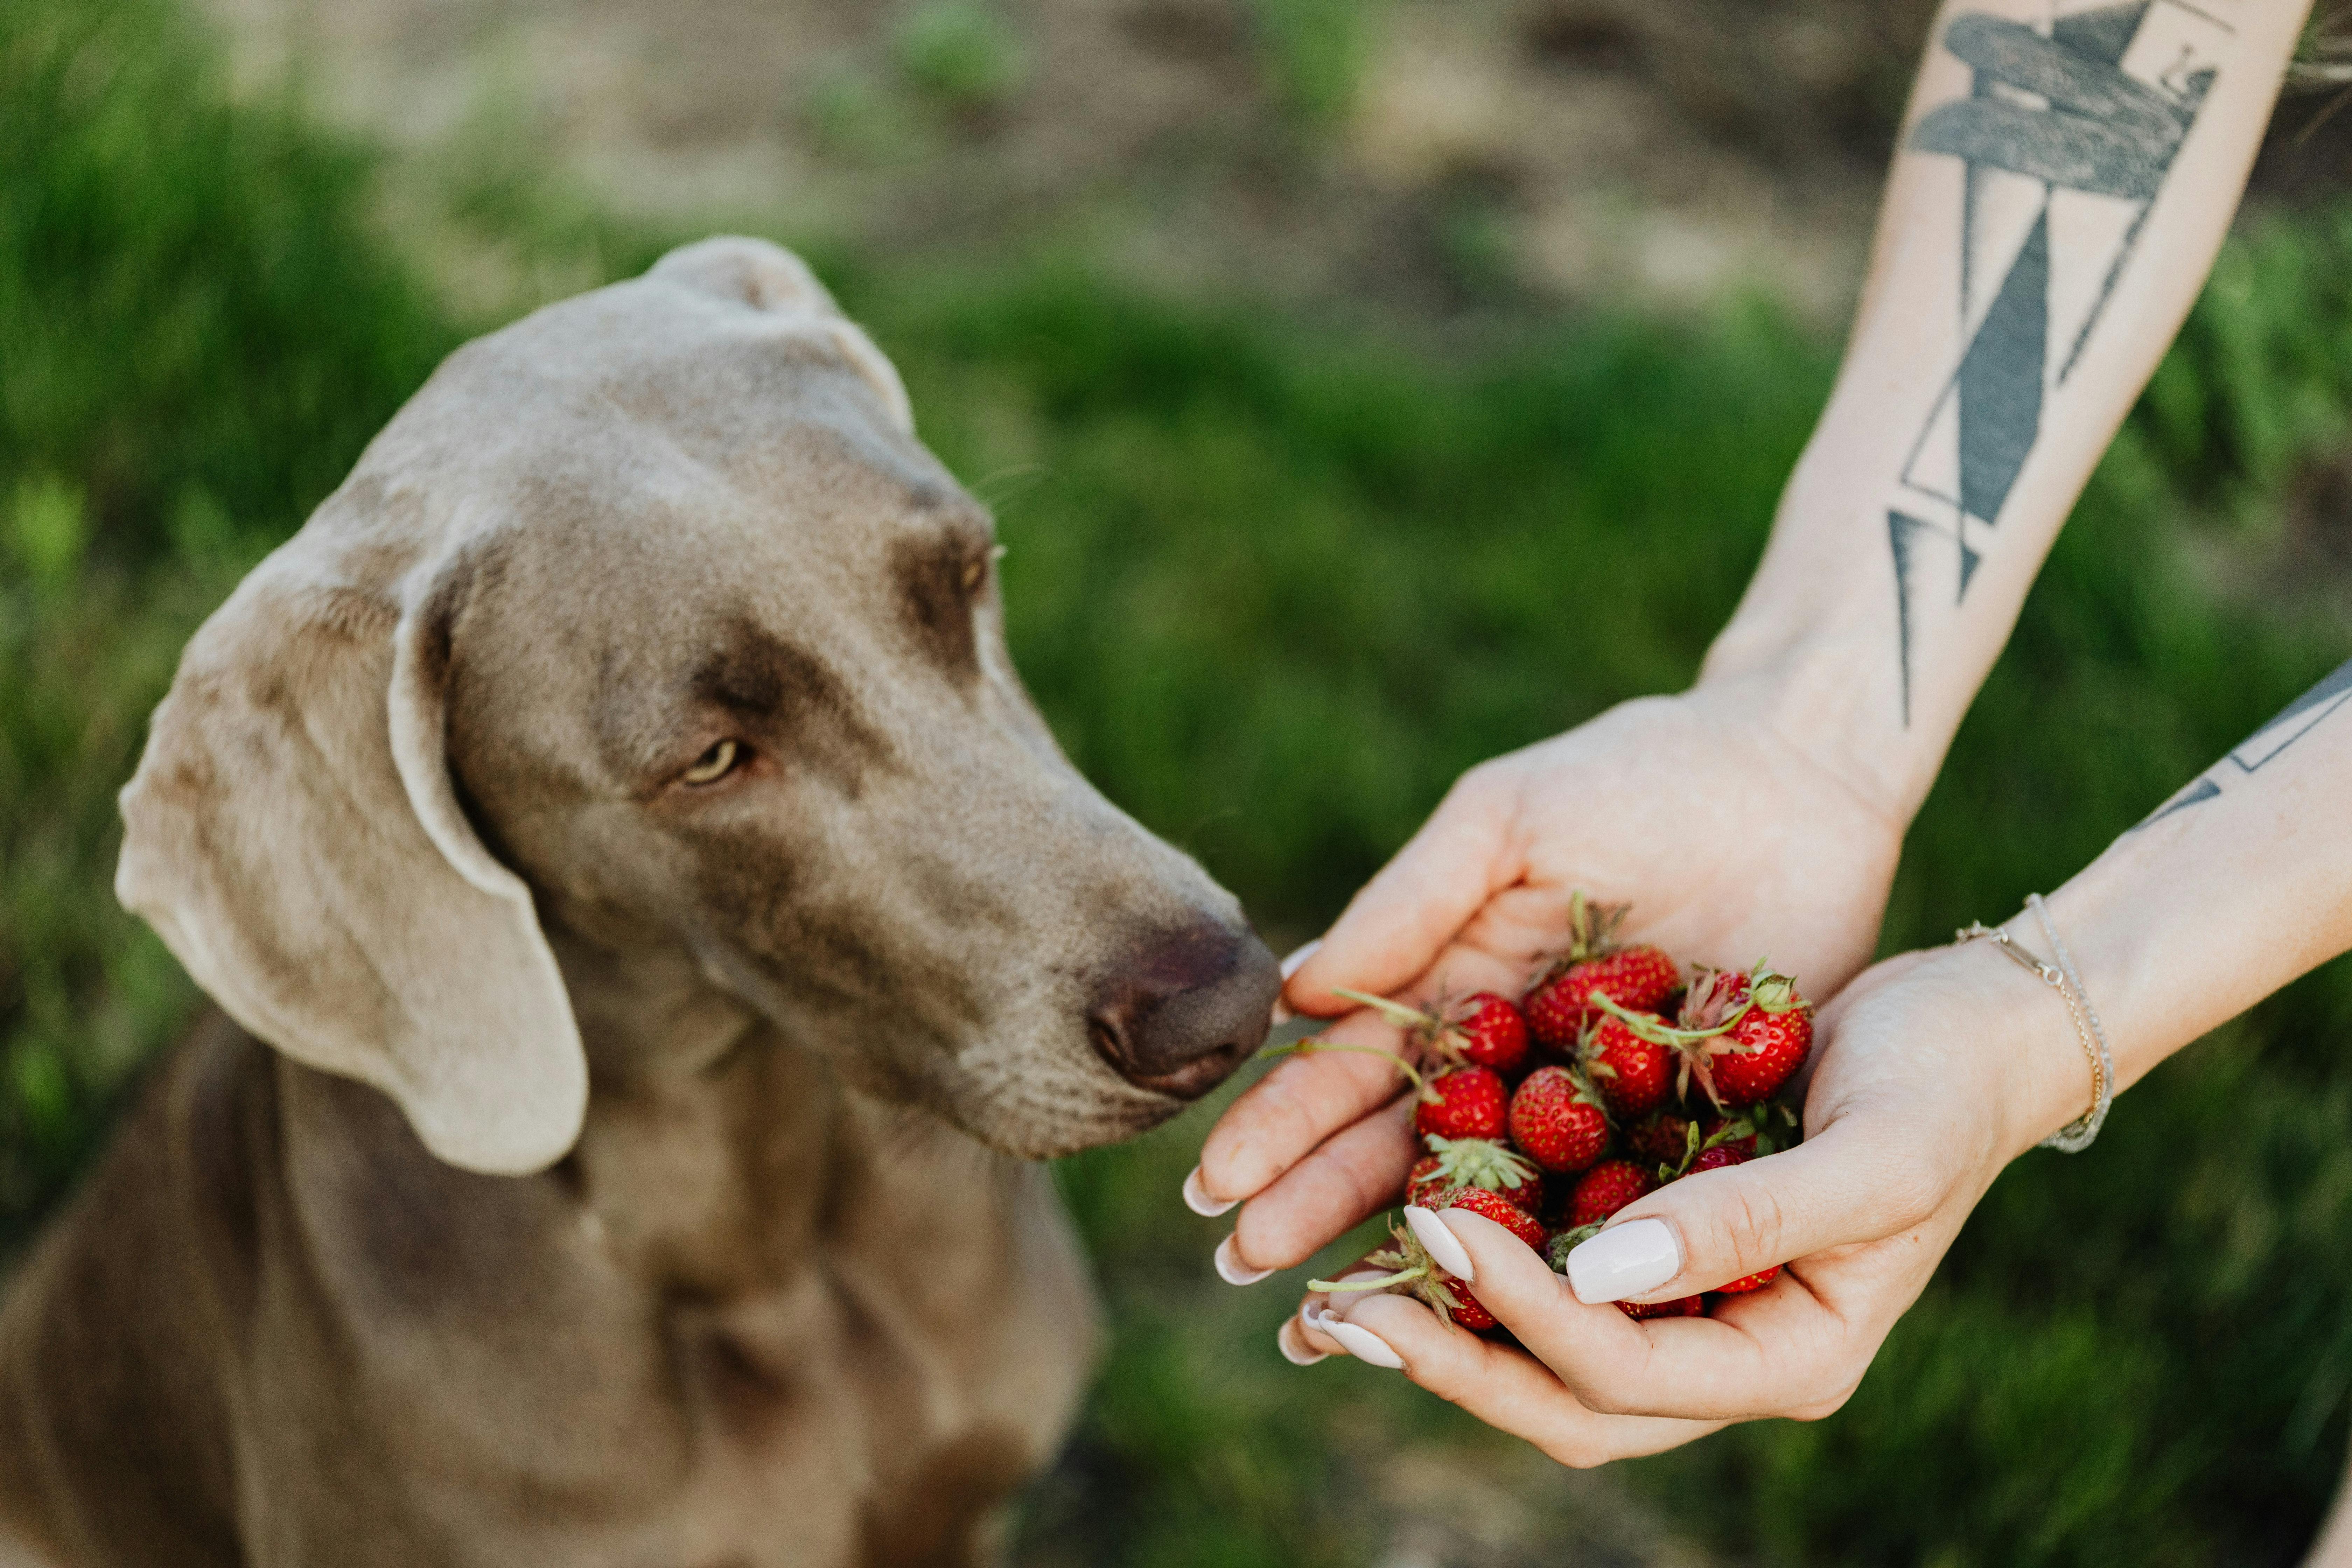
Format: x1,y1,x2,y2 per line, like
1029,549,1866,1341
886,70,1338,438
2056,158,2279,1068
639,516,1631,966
647,235,916,437
115,544,585,1176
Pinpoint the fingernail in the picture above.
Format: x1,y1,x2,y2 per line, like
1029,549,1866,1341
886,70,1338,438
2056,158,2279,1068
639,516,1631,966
1565,1218,1681,1304
1403,1205,1473,1283
1270,939,1323,1025
1321,1317,1404,1370
1214,1232,1274,1286
1277,1316,1328,1366
1183,1165,1238,1218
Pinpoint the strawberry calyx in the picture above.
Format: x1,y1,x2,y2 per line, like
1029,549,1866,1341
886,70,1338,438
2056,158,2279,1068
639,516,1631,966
1328,986,1504,1072
1422,1135,1539,1198
1527,889,1631,985
1546,1223,1603,1271
1660,1108,1762,1180
1307,1221,1481,1330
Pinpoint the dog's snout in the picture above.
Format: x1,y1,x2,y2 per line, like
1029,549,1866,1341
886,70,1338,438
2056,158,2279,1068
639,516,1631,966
1088,922,1281,1100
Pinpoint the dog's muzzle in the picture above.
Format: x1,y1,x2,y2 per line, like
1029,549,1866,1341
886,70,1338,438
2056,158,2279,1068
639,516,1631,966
1087,921,1281,1099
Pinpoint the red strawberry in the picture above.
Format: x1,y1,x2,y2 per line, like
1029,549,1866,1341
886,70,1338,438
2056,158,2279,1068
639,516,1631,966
1435,1184,1550,1251
1618,1296,1706,1320
1440,1284,1499,1330
1522,895,1679,1048
1328,987,1527,1074
1407,1155,1451,1208
1412,1136,1543,1212
1567,1159,1657,1227
1671,966,1814,1109
1626,1112,1695,1168
1698,1113,1759,1158
1444,993,1530,1073
1579,1015,1670,1119
1690,1145,1748,1175
1716,1266,1780,1294
1416,1067,1507,1141
1507,1066,1610,1173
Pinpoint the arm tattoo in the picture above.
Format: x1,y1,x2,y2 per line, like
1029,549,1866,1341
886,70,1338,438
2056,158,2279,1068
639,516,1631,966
1888,1,2234,724
2140,657,2352,825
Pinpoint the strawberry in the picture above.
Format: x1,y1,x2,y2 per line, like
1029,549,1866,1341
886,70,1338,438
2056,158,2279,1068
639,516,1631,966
1578,1015,1670,1119
1309,1217,1498,1333
1328,988,1527,1074
1698,1112,1759,1158
1666,966,1814,1110
1443,1287,1500,1331
1507,1065,1610,1173
1626,1112,1696,1168
1444,993,1530,1073
1690,1144,1748,1175
1416,1066,1507,1141
1410,1136,1543,1212
1522,894,1679,1049
1715,1266,1780,1294
1567,1159,1657,1227
1435,1184,1549,1251
1618,1295,1706,1320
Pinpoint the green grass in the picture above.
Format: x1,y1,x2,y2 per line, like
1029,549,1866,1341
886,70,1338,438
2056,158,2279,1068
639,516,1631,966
8,0,2352,1562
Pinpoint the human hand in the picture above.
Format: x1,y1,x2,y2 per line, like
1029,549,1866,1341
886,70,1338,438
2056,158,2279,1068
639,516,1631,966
1282,937,2095,1462
1192,673,1906,1284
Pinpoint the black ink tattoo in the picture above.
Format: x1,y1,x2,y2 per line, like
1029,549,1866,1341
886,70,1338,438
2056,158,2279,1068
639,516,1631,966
2138,657,2352,825
1887,1,2232,725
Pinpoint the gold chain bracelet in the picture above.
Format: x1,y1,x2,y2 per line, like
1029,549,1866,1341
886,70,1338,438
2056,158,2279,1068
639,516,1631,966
1956,892,2115,1153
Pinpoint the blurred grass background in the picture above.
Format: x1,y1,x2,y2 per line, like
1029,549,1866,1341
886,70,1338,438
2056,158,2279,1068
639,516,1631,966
8,0,2352,1562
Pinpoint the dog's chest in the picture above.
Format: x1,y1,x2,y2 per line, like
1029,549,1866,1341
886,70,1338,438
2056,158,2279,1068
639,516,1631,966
271,1046,1096,1566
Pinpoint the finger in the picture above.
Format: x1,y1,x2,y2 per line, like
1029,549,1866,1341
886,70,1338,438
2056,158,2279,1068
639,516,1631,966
1327,1290,1723,1467
1289,1260,1393,1362
1223,1094,1419,1273
1268,938,1323,1026
1286,770,1523,1014
1427,1205,1819,1422
1563,1120,1926,1303
1196,1008,1418,1208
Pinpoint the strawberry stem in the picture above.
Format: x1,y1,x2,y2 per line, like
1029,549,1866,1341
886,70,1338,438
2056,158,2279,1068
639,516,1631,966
1330,987,1440,1031
1308,1264,1427,1293
1592,989,1751,1045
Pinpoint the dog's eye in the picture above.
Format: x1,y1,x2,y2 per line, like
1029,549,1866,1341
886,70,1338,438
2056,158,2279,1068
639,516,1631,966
959,556,987,595
680,740,742,786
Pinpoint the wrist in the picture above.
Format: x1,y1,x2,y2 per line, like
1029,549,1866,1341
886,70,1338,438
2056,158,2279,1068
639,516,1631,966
1694,603,1942,834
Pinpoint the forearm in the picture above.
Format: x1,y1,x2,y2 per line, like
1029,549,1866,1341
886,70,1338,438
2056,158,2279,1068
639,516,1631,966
1702,0,2309,823
1997,658,2352,1151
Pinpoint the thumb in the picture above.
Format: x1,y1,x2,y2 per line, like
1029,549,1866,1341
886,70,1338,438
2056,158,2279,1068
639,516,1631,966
1287,770,1521,1014
1562,1122,1931,1302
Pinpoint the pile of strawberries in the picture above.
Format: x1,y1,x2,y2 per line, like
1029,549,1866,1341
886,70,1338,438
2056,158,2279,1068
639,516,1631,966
1318,895,1812,1330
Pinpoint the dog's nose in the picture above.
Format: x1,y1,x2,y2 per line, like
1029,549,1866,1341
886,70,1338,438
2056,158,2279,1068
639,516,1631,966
1088,922,1281,1100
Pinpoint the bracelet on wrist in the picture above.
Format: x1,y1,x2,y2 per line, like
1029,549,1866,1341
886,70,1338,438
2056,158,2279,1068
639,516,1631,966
1956,893,2115,1153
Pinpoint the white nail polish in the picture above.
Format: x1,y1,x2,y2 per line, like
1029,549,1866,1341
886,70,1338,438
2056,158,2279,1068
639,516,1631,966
1403,1206,1474,1283
1183,1166,1239,1218
1564,1218,1681,1304
1279,939,1323,980
1214,1232,1274,1286
1321,1318,1405,1370
1277,1317,1329,1366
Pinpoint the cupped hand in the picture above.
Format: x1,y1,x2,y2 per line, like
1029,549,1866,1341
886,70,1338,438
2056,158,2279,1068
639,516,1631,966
1289,938,2092,1458
1191,675,1907,1278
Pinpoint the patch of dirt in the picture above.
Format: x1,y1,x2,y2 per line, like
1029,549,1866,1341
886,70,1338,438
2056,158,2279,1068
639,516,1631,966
193,0,1962,325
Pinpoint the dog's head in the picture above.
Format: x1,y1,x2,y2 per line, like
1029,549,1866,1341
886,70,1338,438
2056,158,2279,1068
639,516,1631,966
116,238,1278,1173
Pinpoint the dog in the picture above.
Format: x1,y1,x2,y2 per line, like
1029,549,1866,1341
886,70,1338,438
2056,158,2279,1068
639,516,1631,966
0,238,1280,1567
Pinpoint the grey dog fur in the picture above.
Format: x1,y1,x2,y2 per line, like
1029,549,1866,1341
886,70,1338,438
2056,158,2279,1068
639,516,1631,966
0,238,1276,1567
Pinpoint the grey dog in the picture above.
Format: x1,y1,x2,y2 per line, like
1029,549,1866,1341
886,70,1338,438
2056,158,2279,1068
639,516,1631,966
0,238,1280,1567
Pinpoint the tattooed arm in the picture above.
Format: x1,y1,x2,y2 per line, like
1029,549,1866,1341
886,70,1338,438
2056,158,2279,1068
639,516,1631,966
1300,656,2352,1465
1712,0,2312,817
1194,0,2308,1314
